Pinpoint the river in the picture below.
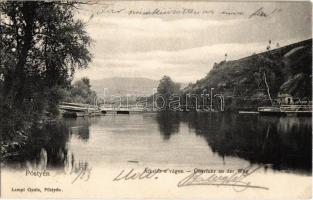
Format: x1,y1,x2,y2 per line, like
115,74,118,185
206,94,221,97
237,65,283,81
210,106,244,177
1,112,312,198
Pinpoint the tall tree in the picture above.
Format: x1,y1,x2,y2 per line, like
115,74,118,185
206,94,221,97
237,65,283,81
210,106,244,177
0,1,92,139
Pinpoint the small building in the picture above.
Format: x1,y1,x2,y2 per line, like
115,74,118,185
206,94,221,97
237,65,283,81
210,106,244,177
277,93,294,105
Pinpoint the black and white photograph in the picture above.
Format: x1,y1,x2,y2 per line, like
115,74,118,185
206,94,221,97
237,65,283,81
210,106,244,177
0,0,312,199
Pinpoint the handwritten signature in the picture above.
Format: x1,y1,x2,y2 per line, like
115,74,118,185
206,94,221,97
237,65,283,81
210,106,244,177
249,7,282,18
177,165,269,192
113,168,158,181
112,166,269,192
87,3,281,19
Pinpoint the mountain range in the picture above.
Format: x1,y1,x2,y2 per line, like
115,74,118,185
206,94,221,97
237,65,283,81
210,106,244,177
91,77,188,98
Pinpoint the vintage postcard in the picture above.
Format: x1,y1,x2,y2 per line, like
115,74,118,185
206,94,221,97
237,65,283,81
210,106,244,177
0,0,312,199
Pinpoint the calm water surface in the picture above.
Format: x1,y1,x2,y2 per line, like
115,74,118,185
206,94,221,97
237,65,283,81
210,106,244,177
3,112,312,175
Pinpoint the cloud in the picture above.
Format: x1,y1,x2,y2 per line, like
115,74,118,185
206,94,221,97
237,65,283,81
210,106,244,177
76,40,298,83
86,16,249,52
75,2,311,82
90,17,245,32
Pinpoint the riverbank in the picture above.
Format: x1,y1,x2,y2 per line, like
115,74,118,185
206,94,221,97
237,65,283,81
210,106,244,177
1,116,61,162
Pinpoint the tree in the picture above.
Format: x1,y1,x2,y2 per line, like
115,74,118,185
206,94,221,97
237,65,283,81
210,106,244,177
64,77,97,105
0,1,92,140
156,75,181,110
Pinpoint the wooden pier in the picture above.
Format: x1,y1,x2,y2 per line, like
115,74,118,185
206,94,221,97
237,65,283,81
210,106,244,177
100,105,146,115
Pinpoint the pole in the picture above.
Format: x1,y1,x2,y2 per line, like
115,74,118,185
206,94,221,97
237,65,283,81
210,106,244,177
210,88,215,111
186,93,190,112
103,88,107,108
201,89,207,110
222,95,225,111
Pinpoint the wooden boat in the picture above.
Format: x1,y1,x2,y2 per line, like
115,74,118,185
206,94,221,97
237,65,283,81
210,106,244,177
59,102,100,118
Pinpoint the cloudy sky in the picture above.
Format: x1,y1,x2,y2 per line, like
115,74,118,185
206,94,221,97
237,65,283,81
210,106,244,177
75,1,311,83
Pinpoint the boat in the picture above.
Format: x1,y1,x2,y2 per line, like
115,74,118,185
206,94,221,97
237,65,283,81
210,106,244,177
62,111,88,118
258,105,312,116
238,111,259,114
59,102,100,118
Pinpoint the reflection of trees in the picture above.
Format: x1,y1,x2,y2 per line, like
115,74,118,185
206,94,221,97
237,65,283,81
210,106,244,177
4,118,92,170
4,122,70,169
181,113,312,173
156,112,180,140
66,118,91,141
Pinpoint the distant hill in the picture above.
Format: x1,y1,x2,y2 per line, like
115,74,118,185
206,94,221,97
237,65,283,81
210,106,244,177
91,77,159,97
184,39,312,110
91,77,188,98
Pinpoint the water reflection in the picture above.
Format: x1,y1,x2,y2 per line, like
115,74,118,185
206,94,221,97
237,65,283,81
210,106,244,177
3,122,69,170
156,112,180,140
153,112,311,173
2,113,312,175
3,118,92,172
177,113,312,173
65,118,91,142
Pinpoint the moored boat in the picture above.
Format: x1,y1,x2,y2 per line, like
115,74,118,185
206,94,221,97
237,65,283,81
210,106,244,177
258,105,312,116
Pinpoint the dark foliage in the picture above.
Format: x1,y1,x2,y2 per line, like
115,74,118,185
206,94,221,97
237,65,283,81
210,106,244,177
0,1,92,141
184,39,312,110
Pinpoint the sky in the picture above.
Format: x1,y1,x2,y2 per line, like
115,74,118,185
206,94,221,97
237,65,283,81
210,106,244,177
75,1,312,83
